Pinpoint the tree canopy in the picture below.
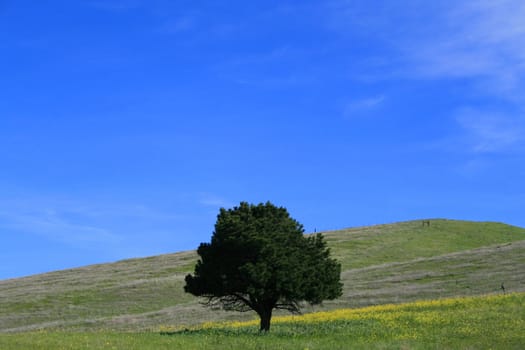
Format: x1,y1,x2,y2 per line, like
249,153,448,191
184,201,342,331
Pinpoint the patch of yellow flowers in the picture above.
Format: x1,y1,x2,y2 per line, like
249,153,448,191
160,292,524,339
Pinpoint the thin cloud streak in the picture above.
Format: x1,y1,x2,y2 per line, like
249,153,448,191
84,0,142,11
425,108,525,157
344,95,385,116
198,193,234,209
404,1,525,97
327,0,525,95
456,108,525,154
327,0,525,158
158,16,196,34
0,196,190,247
0,207,120,245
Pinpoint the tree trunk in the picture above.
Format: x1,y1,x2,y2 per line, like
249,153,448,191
258,307,273,332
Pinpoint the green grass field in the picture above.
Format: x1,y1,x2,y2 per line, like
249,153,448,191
1,218,524,348
0,293,523,349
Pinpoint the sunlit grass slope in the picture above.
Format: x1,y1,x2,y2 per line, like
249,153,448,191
324,219,525,269
0,219,524,332
0,293,523,349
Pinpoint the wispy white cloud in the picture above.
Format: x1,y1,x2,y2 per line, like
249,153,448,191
228,46,295,66
230,74,314,88
455,108,525,153
214,46,318,88
158,16,196,34
198,193,233,209
428,107,525,156
457,158,491,177
0,204,120,245
84,0,142,11
405,1,525,96
343,95,385,117
327,0,525,98
328,0,525,157
0,196,189,247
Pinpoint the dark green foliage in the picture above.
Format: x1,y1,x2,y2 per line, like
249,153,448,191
184,202,342,331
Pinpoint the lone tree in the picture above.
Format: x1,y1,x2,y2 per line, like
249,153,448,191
184,201,342,332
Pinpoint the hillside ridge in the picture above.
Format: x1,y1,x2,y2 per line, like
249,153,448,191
1,218,524,332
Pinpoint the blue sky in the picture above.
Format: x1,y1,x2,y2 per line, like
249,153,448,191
1,0,524,279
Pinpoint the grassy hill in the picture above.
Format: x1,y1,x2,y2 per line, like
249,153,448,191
1,219,524,333
1,293,523,349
